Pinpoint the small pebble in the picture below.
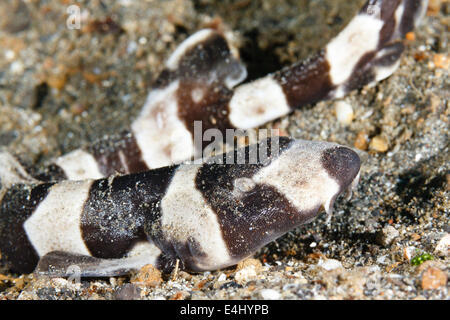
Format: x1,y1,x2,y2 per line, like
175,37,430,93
235,266,258,284
109,277,117,286
127,41,138,54
370,136,389,153
434,234,450,257
235,258,262,272
259,289,281,300
234,259,262,283
416,260,445,274
376,255,388,265
46,73,67,90
410,233,421,241
114,283,141,300
405,32,416,41
433,54,449,69
334,101,354,125
354,131,369,150
138,37,147,45
427,0,444,15
10,61,24,74
403,246,416,261
317,258,342,271
217,273,227,282
376,225,399,246
5,49,15,60
130,264,162,287
170,291,190,300
421,267,447,290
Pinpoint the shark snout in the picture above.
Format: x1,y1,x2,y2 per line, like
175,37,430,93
321,146,361,192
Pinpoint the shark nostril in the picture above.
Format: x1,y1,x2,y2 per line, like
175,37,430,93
321,146,361,190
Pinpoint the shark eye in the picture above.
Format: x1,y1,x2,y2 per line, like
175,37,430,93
233,177,256,193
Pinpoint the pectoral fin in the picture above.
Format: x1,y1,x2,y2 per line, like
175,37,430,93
35,251,157,278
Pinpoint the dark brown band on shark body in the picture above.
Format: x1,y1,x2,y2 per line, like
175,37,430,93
273,51,335,109
224,184,319,258
88,130,149,177
177,81,235,146
400,0,424,37
379,0,402,20
343,51,377,94
0,182,54,273
343,40,404,94
81,165,178,259
378,0,402,46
